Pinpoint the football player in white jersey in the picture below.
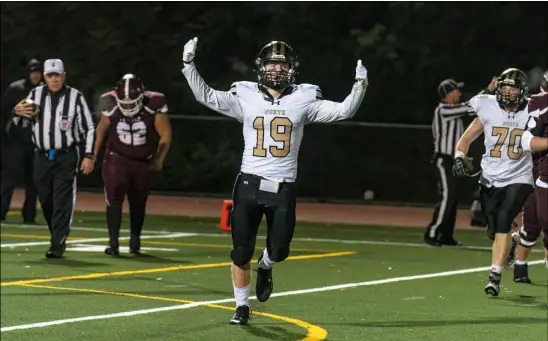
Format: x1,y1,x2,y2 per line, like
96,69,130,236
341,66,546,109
181,37,367,324
452,68,534,297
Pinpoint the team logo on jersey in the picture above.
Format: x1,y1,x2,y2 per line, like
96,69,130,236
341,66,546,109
59,118,71,131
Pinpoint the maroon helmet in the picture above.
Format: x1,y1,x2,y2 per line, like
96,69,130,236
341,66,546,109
115,74,144,117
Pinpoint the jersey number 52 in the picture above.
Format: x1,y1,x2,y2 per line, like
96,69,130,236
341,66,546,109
253,117,292,157
490,127,524,160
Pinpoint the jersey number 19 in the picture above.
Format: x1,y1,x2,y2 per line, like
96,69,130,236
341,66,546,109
253,116,293,157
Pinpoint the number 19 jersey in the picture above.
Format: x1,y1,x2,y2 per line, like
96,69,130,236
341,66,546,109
468,94,533,187
182,64,366,183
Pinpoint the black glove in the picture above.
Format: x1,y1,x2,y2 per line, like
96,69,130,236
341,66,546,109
452,157,474,177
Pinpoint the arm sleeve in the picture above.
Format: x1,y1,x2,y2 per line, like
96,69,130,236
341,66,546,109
181,64,244,122
306,83,366,123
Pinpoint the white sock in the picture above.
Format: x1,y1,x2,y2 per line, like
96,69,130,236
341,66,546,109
234,284,250,308
258,249,275,270
491,265,503,274
545,260,548,270
514,260,527,265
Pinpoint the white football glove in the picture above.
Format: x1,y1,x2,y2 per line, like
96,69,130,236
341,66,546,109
182,37,198,64
355,59,368,89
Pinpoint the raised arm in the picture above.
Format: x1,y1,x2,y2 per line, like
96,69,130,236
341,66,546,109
306,60,368,123
181,37,243,121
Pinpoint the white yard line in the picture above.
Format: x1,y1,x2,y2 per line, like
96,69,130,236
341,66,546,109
0,223,170,235
1,233,197,248
1,260,545,332
1,223,543,253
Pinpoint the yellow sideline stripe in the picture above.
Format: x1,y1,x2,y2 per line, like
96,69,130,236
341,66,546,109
18,283,327,340
1,251,356,287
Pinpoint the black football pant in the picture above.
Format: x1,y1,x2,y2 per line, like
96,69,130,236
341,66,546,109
425,155,458,242
230,173,297,266
0,144,37,222
33,148,79,253
480,183,533,240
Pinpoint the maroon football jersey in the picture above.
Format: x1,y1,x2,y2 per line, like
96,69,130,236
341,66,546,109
99,90,168,161
527,92,548,181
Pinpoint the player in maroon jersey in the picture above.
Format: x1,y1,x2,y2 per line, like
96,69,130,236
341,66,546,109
94,74,172,255
515,70,548,280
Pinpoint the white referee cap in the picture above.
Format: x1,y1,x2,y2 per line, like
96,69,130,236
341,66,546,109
44,59,64,75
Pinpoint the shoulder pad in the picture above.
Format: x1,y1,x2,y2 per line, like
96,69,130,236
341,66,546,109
230,81,258,94
528,92,548,117
298,83,322,100
468,94,495,115
99,91,117,117
143,91,168,114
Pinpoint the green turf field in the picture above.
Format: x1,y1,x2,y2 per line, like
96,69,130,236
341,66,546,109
1,212,547,341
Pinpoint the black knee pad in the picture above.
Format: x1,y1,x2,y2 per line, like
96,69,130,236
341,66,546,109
269,247,290,262
231,246,253,266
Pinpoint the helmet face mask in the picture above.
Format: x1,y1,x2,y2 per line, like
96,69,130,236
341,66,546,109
495,68,529,109
115,74,144,117
255,41,299,90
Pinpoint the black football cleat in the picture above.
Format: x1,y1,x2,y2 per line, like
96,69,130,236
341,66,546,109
440,238,461,246
255,254,273,303
45,249,62,259
229,305,250,325
513,263,531,283
104,246,120,256
423,235,441,247
484,272,501,297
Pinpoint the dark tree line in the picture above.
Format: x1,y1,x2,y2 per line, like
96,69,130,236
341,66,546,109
1,2,546,203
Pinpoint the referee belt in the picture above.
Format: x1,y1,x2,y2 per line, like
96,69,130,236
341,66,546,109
36,145,76,158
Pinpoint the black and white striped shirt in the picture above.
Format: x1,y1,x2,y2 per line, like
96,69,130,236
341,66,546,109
432,102,470,156
13,85,95,154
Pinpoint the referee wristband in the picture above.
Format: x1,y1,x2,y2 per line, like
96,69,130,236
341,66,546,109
455,150,466,159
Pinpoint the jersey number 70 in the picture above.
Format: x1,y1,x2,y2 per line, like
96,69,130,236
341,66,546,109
490,126,524,160
253,116,292,157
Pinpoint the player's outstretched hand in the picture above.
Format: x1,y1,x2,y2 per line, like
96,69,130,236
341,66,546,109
183,37,198,64
355,60,368,90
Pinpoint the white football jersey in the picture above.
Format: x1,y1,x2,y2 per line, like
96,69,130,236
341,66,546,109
468,94,533,187
182,64,366,182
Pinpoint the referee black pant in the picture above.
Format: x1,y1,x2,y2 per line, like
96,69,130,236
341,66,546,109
425,155,458,242
33,147,79,253
1,144,37,222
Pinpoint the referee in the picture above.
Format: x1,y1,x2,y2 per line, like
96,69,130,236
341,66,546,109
13,59,96,258
424,78,496,247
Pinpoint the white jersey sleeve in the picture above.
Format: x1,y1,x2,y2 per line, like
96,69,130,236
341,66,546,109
467,94,491,123
305,82,366,123
181,64,244,121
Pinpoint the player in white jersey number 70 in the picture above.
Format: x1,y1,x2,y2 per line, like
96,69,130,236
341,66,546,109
181,37,368,325
452,68,534,297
